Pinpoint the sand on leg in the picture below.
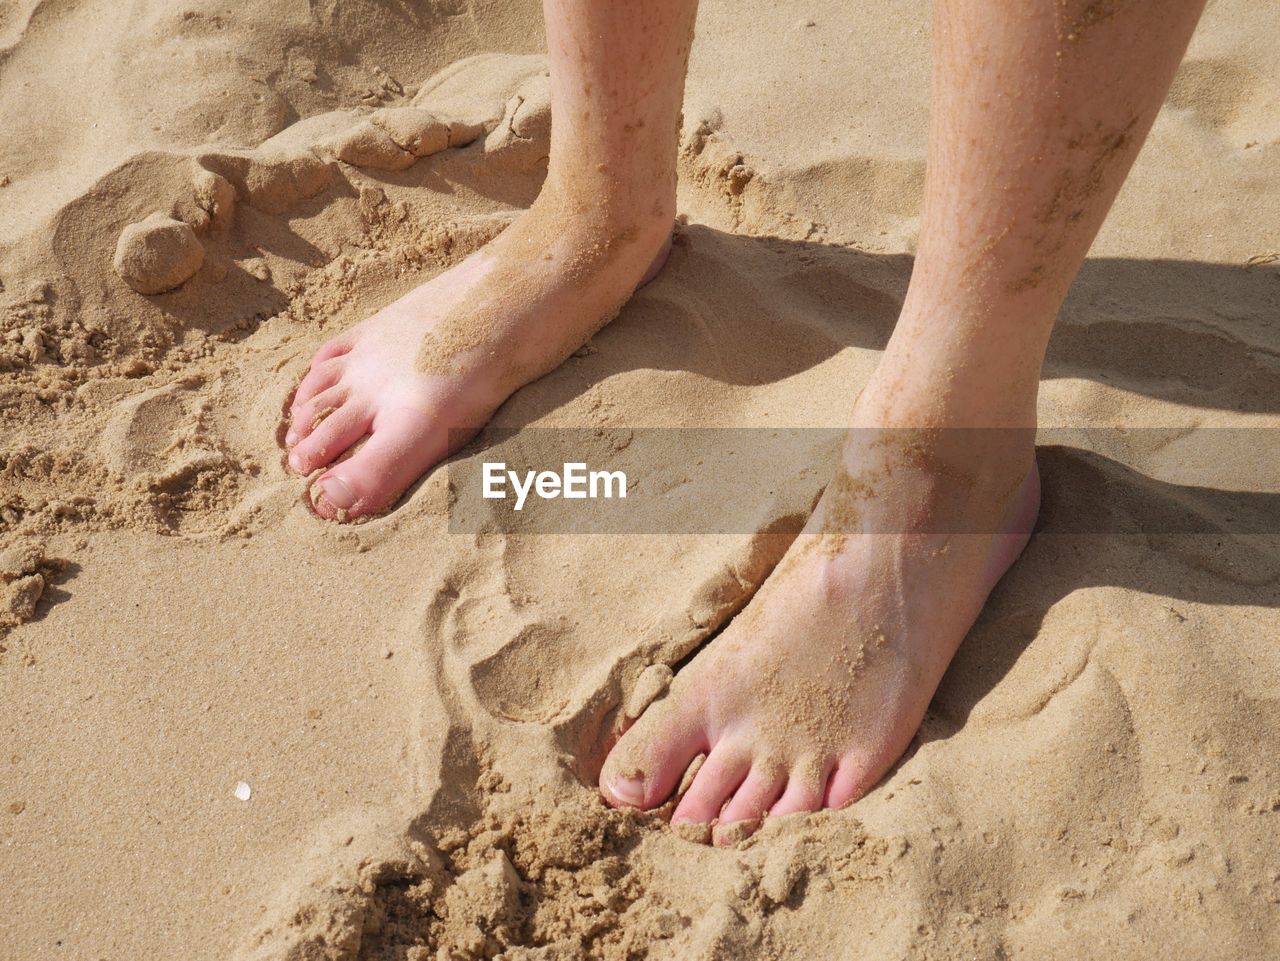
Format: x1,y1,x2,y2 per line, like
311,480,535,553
283,0,698,520
600,0,1207,841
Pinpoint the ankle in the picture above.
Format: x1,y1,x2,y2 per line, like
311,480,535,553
529,176,676,257
854,352,1040,432
847,384,1037,499
867,296,1054,432
854,386,1038,435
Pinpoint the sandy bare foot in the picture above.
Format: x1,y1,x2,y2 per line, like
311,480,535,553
599,421,1041,845
283,193,671,520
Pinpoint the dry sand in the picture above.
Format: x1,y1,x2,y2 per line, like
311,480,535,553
2,0,1279,958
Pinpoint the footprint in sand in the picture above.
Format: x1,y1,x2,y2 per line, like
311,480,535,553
421,554,584,724
468,620,586,723
99,382,196,477
99,381,255,534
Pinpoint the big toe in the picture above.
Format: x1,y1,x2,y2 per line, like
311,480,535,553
310,407,449,521
599,699,707,811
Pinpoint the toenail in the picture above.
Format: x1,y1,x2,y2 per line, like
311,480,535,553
285,429,298,447
288,450,304,473
320,475,356,509
609,775,645,807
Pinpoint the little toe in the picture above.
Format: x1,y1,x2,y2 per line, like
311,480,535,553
671,742,751,826
710,818,763,847
714,764,787,843
768,761,832,819
287,401,372,475
600,700,708,811
311,335,353,366
309,408,450,521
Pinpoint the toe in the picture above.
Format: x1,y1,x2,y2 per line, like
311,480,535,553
311,335,353,366
288,400,373,475
768,760,833,819
671,741,751,825
292,358,344,414
600,698,709,811
823,756,874,810
715,763,787,835
309,407,451,521
288,385,349,448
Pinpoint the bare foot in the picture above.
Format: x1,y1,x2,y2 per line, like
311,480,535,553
283,190,672,520
598,408,1040,845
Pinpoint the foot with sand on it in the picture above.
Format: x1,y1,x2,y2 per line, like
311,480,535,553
283,190,672,520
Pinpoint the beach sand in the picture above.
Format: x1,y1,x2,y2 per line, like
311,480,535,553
1,0,1278,958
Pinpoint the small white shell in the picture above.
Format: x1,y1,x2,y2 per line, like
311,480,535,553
234,781,252,801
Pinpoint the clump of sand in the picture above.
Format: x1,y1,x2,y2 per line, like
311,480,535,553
1,1,1278,960
113,213,206,294
0,543,62,639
